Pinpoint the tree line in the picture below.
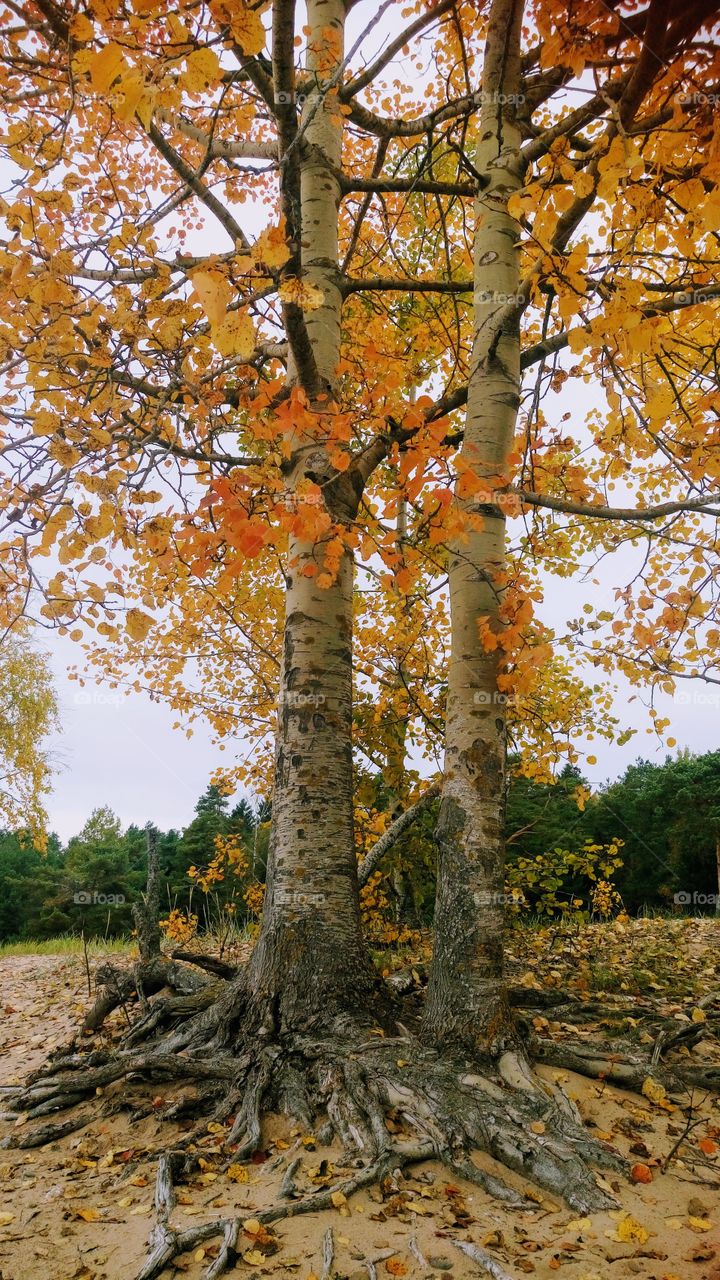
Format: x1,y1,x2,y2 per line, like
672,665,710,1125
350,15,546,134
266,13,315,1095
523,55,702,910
2,750,717,944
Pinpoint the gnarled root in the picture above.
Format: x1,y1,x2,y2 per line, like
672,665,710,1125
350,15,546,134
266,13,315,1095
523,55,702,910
13,966,718,1278
6,986,622,1209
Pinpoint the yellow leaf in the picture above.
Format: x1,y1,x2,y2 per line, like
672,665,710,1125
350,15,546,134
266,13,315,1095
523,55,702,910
114,72,154,128
278,277,325,310
530,1120,546,1134
572,171,595,199
615,1215,649,1244
76,1207,102,1222
192,270,232,327
212,311,255,359
227,5,265,55
125,608,154,642
252,224,290,270
227,1163,249,1182
688,1217,713,1232
243,1250,264,1266
89,43,127,94
691,1007,706,1023
330,1191,347,1208
641,1076,667,1105
70,14,95,41
243,1218,262,1234
0,1213,14,1225
183,48,222,93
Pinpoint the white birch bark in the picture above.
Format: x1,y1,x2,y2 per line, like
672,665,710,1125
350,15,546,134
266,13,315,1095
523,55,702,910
423,0,526,1053
251,0,372,1021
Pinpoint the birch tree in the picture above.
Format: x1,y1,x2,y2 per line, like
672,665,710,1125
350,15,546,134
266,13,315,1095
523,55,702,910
2,0,720,1258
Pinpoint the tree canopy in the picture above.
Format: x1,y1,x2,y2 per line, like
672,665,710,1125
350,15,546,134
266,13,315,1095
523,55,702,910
0,638,58,845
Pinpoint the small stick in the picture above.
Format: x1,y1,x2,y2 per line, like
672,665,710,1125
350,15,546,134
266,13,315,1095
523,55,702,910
204,1217,240,1280
280,1154,303,1198
409,1236,430,1270
452,1238,515,1280
82,930,92,998
154,1152,177,1223
321,1226,334,1280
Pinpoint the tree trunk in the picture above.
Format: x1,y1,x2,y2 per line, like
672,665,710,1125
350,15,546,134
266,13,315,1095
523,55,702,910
133,824,162,964
247,0,374,1027
423,0,525,1056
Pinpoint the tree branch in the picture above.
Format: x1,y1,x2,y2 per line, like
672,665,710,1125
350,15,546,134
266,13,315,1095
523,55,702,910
146,124,251,251
358,784,439,888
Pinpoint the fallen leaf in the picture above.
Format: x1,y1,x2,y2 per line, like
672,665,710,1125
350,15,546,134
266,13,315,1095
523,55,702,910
76,1207,102,1222
615,1215,649,1244
641,1077,667,1106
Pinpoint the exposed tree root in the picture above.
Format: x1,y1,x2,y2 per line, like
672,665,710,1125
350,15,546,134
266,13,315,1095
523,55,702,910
534,1035,720,1093
5,959,719,1278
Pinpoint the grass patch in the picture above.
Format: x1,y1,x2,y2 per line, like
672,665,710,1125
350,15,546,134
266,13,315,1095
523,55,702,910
0,934,132,957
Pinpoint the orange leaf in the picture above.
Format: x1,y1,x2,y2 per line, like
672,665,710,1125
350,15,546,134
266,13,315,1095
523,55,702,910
630,1163,653,1184
385,1261,408,1277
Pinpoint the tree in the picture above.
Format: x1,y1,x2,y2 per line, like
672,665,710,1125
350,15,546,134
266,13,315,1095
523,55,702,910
590,752,720,910
422,0,720,1066
666,751,720,912
0,639,58,846
63,806,139,935
3,0,720,1246
0,828,63,941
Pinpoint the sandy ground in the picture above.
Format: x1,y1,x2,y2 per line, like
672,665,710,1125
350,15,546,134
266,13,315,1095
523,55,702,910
0,947,719,1280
